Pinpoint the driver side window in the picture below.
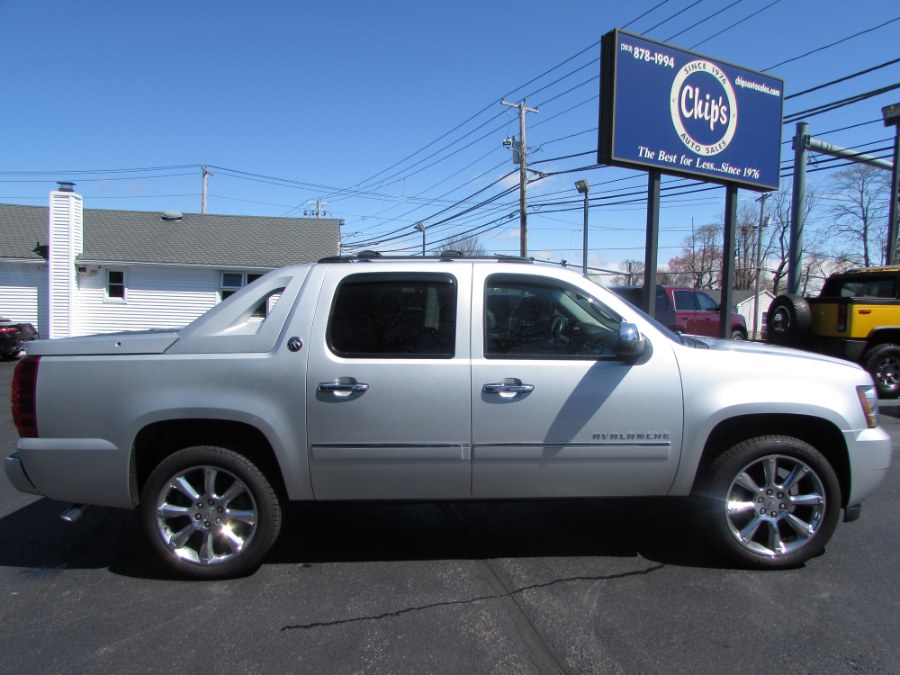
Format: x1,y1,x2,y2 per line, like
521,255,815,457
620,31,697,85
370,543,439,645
484,275,621,359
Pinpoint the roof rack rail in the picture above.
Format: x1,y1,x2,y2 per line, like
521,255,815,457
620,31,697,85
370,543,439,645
317,252,535,264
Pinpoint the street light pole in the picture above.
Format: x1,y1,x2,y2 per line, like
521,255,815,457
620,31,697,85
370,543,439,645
575,179,590,276
414,222,426,256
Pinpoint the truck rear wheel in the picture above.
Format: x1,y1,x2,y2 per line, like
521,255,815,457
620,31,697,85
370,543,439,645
863,343,900,399
767,295,811,346
141,445,283,579
703,436,840,569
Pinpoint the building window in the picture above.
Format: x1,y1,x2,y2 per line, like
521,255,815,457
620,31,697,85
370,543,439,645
220,272,265,316
107,270,126,300
219,272,263,301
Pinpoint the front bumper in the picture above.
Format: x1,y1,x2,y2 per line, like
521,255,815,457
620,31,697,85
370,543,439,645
845,425,892,507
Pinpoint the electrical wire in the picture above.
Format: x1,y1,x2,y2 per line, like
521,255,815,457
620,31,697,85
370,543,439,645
688,0,781,49
785,57,900,100
765,15,900,70
784,82,900,123
664,0,744,42
641,0,705,34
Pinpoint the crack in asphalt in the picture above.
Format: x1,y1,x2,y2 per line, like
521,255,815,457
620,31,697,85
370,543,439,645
279,563,665,632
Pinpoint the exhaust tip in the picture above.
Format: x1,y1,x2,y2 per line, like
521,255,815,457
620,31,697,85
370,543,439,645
60,504,89,523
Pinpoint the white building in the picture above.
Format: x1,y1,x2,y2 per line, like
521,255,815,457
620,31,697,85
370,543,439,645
0,186,341,338
707,288,776,340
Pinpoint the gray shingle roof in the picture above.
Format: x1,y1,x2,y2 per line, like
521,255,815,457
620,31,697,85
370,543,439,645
0,203,340,268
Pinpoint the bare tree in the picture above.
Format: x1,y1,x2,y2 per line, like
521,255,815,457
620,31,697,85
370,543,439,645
827,165,891,267
734,201,760,290
607,259,645,286
441,231,486,256
666,222,722,288
765,185,822,295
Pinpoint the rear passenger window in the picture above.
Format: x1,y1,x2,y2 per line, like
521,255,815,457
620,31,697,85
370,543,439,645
839,278,895,298
329,273,456,358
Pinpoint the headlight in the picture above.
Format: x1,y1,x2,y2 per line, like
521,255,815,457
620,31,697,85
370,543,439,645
857,385,879,429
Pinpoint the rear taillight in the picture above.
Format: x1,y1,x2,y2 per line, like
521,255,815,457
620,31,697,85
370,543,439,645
0,326,19,334
11,355,39,438
836,302,847,333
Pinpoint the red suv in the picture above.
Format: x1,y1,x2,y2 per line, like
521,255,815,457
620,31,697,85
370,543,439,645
611,285,747,340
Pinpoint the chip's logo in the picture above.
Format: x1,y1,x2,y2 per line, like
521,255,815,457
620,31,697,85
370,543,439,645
670,59,738,156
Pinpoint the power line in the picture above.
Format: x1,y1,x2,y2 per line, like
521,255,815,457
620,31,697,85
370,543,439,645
344,3,881,245
784,82,900,123
664,0,744,42
786,57,900,100
0,171,197,183
641,0,705,34
688,0,781,49
0,164,198,176
312,1,720,226
765,15,900,70
622,0,675,30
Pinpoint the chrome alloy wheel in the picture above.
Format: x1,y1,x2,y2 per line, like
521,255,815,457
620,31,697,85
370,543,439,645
724,454,827,558
873,353,900,394
154,465,259,566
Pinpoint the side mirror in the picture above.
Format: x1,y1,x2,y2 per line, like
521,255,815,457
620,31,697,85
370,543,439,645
617,322,648,361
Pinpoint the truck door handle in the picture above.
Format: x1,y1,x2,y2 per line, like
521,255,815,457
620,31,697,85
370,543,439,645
482,379,534,398
318,379,369,397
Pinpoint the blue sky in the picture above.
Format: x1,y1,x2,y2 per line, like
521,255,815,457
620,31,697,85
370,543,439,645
2,0,898,275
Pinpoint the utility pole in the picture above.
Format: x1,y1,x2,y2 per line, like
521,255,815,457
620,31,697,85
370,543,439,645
305,200,328,218
201,165,212,214
501,99,538,257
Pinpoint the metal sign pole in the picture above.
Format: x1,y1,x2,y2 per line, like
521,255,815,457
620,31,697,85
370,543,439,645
642,170,661,316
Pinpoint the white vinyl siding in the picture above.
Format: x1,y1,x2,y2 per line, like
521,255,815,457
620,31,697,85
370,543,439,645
75,267,221,336
0,262,45,331
47,191,83,338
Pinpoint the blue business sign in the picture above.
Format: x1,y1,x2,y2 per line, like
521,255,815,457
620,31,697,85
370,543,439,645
599,30,783,191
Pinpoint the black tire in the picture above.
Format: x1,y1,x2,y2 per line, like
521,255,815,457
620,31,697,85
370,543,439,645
863,343,900,399
767,294,811,346
141,445,282,579
730,329,746,341
702,435,841,569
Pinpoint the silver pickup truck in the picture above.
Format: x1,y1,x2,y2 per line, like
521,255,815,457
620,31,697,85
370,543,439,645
5,254,892,579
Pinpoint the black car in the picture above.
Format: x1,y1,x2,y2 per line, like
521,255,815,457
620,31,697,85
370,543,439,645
0,317,39,359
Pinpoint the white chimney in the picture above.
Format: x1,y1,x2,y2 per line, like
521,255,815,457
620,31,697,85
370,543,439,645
47,183,84,338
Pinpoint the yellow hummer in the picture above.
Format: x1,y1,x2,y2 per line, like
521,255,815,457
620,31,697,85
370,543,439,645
768,265,900,398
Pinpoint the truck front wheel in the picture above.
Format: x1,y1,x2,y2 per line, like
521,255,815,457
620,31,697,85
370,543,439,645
863,343,900,399
141,445,283,579
703,436,840,569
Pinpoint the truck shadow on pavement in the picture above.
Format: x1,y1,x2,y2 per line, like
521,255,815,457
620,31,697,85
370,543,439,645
0,496,730,579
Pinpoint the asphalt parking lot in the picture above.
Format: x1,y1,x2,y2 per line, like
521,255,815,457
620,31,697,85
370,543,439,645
1,357,899,674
